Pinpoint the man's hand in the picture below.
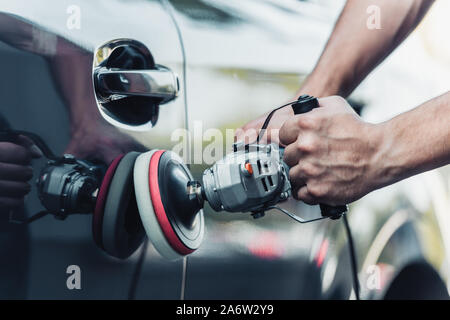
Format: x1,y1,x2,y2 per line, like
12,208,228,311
64,118,145,164
237,0,433,159
0,136,42,210
280,96,382,205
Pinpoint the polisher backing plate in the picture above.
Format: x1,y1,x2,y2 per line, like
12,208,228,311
133,150,204,260
155,150,204,250
93,154,124,249
102,152,145,259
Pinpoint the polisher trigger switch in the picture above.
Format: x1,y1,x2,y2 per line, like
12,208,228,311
243,162,253,176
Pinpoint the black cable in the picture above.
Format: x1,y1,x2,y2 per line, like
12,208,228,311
256,100,299,143
259,99,358,300
127,238,149,300
9,130,56,159
24,210,49,224
9,210,49,225
3,126,155,300
180,255,188,300
268,205,326,224
343,214,360,300
0,129,57,160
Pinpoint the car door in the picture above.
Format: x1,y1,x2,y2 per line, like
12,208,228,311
0,0,186,299
166,0,346,299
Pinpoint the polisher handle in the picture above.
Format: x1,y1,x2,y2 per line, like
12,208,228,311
289,95,347,219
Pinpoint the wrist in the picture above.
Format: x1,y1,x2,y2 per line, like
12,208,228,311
296,70,345,99
368,121,403,192
68,102,103,134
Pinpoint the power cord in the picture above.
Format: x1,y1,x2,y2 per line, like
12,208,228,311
343,214,360,300
9,210,49,225
127,238,149,300
256,100,299,143
1,127,154,300
126,241,188,300
0,129,56,159
4,106,361,300
260,100,361,300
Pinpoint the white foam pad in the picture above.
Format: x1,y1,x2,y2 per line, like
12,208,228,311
133,150,183,261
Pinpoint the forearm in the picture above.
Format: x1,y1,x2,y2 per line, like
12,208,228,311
0,13,97,132
299,0,434,98
373,92,450,190
47,41,99,134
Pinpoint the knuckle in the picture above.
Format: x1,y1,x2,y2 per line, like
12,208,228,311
284,146,299,164
299,142,314,153
329,95,346,104
280,118,294,132
299,162,318,177
295,188,315,205
297,136,317,153
296,115,318,129
336,96,347,104
307,184,325,198
288,169,299,182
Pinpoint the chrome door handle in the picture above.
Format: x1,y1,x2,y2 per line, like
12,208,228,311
92,39,180,130
94,66,179,104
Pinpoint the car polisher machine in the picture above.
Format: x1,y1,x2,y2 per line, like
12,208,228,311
1,95,348,260
2,95,360,299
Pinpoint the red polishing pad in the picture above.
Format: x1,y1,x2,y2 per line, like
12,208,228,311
148,150,194,255
93,154,124,248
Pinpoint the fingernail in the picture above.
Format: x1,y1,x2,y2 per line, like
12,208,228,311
30,145,43,158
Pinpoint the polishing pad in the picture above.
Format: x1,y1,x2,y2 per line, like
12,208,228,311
134,150,204,260
100,152,145,259
93,154,124,248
